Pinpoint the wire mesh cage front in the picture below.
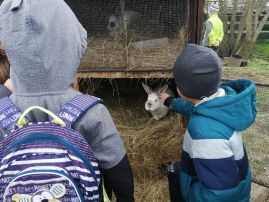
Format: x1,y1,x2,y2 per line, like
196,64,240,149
65,0,189,69
244,87,269,190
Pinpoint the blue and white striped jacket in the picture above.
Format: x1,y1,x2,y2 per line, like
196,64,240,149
170,80,256,202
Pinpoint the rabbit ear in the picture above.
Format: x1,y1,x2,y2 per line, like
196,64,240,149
158,84,168,93
142,82,153,94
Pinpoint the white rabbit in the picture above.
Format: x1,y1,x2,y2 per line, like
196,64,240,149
107,14,121,35
142,82,174,121
107,10,141,36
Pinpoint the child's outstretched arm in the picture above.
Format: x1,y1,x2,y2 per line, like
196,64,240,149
160,93,193,117
170,98,193,117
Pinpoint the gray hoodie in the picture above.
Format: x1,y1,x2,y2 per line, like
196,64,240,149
0,0,125,169
202,20,212,47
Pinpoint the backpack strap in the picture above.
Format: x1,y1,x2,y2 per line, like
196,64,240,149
0,97,28,132
56,94,103,127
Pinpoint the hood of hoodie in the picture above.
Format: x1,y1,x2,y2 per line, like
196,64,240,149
0,0,87,95
194,79,256,131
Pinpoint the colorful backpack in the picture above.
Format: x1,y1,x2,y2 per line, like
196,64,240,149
0,94,103,202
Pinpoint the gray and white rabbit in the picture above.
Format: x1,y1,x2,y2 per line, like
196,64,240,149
142,82,174,120
107,10,141,36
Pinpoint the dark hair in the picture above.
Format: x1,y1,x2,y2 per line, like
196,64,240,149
0,54,10,84
0,43,10,84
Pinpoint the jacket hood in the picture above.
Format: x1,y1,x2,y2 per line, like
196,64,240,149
194,80,256,131
0,0,87,95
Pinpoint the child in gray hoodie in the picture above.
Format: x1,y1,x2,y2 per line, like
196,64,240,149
0,0,134,201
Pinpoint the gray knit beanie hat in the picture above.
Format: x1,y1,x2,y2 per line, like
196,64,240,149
173,44,222,99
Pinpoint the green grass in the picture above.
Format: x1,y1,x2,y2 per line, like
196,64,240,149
244,87,269,179
256,87,269,113
256,40,269,59
223,42,269,84
252,159,268,175
221,41,269,185
224,58,269,73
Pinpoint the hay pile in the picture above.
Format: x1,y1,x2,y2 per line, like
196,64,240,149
128,38,182,69
85,78,186,201
128,28,186,69
134,178,170,202
80,37,126,69
109,105,185,202
79,27,186,70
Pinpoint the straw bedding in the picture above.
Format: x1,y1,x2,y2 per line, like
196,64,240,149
79,28,186,70
80,37,126,69
109,104,185,201
81,71,186,201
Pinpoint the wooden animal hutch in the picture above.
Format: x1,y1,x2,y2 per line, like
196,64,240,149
64,0,205,80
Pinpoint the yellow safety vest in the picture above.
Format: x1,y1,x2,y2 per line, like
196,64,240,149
208,14,224,46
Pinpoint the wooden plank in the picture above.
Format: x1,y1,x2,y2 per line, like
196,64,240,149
197,0,205,43
258,32,269,40
263,24,269,31
76,69,173,79
188,0,197,43
225,13,269,33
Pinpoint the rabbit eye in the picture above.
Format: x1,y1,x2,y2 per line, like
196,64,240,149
155,99,157,102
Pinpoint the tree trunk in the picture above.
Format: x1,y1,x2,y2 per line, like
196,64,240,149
230,0,239,37
220,0,269,58
245,0,254,42
232,0,250,54
253,10,269,41
237,41,256,59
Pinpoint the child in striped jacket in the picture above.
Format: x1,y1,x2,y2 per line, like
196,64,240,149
0,0,134,201
160,44,256,202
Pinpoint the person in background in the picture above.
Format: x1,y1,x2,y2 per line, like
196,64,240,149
0,43,12,96
202,2,224,51
0,0,134,201
160,44,256,202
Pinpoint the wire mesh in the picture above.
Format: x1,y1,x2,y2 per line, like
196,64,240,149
244,87,269,189
205,2,269,188
65,0,188,69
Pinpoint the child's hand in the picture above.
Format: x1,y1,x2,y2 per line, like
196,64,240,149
4,79,13,92
159,93,170,103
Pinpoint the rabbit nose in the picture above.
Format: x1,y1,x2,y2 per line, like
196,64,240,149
147,102,152,107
